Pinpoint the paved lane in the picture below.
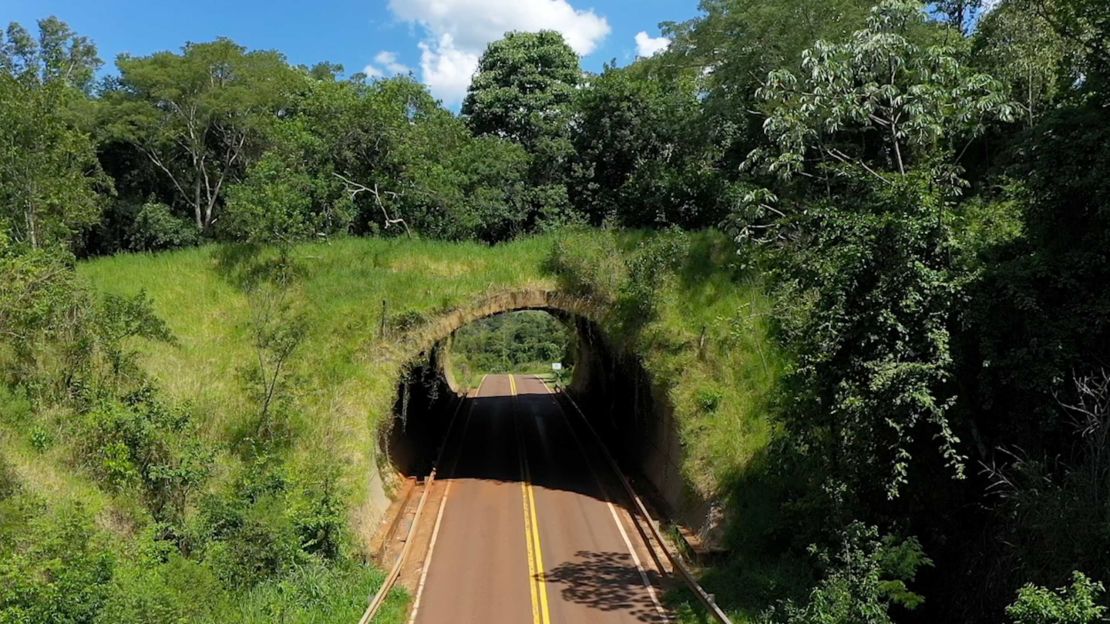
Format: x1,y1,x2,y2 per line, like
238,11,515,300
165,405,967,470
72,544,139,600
412,375,532,624
411,374,668,624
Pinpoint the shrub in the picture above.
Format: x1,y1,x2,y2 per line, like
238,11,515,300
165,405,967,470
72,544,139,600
79,387,211,524
0,504,115,624
1007,572,1106,624
128,202,199,252
769,523,931,624
0,458,18,501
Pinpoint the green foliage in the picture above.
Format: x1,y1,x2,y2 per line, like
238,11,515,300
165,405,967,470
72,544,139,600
750,0,1014,191
288,465,347,560
747,1,1013,501
0,503,115,624
972,1,1073,127
570,62,724,229
0,17,101,92
0,457,18,501
0,384,32,426
0,72,105,250
240,278,308,446
79,387,211,524
463,31,581,230
1007,572,1106,624
450,311,572,384
105,38,300,233
128,202,200,252
463,31,580,150
769,523,931,624
222,153,325,246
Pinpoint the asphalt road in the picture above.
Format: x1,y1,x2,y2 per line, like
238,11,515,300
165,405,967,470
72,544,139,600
410,374,669,624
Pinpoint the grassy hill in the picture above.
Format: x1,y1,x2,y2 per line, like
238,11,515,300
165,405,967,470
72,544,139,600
4,229,779,622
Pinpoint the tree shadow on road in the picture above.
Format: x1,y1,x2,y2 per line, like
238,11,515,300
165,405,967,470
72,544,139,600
544,550,670,623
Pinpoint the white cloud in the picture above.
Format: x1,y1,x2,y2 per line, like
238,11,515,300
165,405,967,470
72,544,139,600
634,31,670,58
363,50,411,78
387,0,611,104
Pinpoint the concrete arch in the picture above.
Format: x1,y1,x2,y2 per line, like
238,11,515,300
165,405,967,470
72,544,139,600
398,289,608,354
386,288,714,545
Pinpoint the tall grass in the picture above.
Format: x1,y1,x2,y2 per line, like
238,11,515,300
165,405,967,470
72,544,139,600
72,230,783,622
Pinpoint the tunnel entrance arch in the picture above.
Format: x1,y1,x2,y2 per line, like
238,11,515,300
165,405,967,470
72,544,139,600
382,289,705,537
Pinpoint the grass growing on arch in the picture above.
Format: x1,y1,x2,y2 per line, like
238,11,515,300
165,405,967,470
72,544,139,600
68,229,783,622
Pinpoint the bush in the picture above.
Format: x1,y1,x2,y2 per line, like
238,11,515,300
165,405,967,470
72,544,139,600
0,458,18,501
1007,572,1106,624
0,384,32,425
0,504,115,624
289,465,347,560
769,523,931,624
79,387,211,524
128,202,199,252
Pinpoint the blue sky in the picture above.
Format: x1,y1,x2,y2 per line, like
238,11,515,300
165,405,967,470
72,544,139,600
2,0,700,105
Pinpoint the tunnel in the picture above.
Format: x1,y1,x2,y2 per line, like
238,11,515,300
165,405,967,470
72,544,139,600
380,290,701,536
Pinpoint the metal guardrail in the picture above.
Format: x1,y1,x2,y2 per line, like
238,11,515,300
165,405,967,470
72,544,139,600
357,390,471,624
553,388,734,624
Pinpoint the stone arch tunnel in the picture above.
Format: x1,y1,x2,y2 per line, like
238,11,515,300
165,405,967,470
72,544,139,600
383,289,709,536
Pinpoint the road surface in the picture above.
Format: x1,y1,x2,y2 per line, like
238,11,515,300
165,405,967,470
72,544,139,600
409,374,669,624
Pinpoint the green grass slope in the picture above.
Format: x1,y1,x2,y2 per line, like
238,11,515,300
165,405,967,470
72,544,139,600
68,229,780,621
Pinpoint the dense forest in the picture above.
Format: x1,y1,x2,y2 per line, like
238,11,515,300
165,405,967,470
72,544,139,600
2,0,1110,622
449,311,574,388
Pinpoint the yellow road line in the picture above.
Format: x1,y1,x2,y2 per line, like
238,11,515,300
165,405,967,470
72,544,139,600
534,377,670,622
512,375,551,624
525,467,551,624
520,459,541,624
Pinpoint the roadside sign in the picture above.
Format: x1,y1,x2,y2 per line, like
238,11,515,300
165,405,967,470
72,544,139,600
551,362,563,371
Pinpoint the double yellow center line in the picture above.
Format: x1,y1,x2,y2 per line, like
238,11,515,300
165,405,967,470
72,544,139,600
511,375,552,624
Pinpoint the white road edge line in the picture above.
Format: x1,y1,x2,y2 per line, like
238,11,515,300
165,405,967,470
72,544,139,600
406,374,486,624
535,376,671,623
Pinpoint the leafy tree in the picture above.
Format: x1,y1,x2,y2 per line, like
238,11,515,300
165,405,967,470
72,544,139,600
663,0,876,170
973,1,1074,127
0,503,115,624
749,0,1014,500
933,0,984,34
80,387,211,525
126,202,200,252
405,134,531,242
463,31,581,230
771,523,931,624
1,29,106,250
462,30,580,149
1007,572,1106,624
571,62,724,229
0,17,101,91
222,151,349,247
104,39,299,233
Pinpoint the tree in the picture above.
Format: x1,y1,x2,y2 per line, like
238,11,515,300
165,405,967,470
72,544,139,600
662,0,877,170
934,0,984,34
0,17,101,91
104,39,299,233
571,61,723,228
748,0,1014,499
462,30,580,149
748,0,1014,237
773,523,931,624
222,151,350,247
973,1,1073,127
0,19,105,250
1007,572,1106,624
463,31,581,230
0,75,105,249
